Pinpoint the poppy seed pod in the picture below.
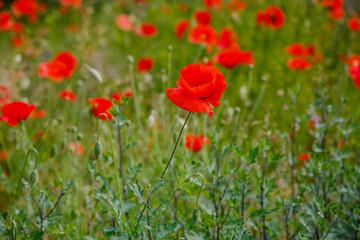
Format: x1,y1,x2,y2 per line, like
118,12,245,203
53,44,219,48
94,141,102,159
192,208,201,224
29,170,38,186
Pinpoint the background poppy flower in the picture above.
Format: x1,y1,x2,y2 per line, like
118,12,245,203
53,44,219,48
68,142,84,156
348,17,360,32
38,51,77,82
0,12,13,31
135,23,157,37
0,85,10,107
287,58,312,70
285,43,310,58
111,90,133,103
217,27,238,50
30,109,47,119
60,0,81,9
185,134,210,152
11,0,38,22
11,35,25,49
194,10,212,25
137,57,154,72
349,66,360,88
0,101,36,126
203,0,222,11
188,24,217,50
175,19,190,39
227,0,245,12
88,98,113,120
166,64,226,118
115,14,132,32
298,154,310,162
58,90,77,102
214,49,255,68
0,150,6,161
256,6,285,29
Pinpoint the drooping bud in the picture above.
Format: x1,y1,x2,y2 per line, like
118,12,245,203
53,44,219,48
94,141,102,159
29,170,38,186
192,208,200,224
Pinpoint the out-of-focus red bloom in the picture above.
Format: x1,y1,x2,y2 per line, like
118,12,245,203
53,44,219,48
256,6,285,29
217,27,238,49
203,0,222,11
175,19,190,39
11,0,37,21
194,10,212,25
38,3,47,13
329,7,344,20
309,115,320,130
185,134,210,152
30,109,46,119
69,142,84,156
298,154,310,162
0,1,3,9
214,48,255,68
320,0,344,20
11,35,25,49
227,0,245,12
348,55,360,67
137,57,154,72
0,11,13,31
0,101,36,126
337,140,345,149
38,51,78,82
0,85,10,107
135,23,157,37
58,90,76,102
287,58,312,70
66,23,79,33
88,98,113,120
166,64,226,118
188,24,217,51
349,66,360,88
115,14,132,32
0,150,6,161
111,89,133,103
177,3,189,13
199,58,214,66
59,0,81,9
348,17,360,31
10,22,24,33
285,43,310,58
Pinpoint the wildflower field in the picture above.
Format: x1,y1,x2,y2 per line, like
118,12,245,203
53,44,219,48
0,0,360,239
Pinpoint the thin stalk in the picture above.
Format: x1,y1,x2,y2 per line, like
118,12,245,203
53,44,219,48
260,149,267,240
290,95,296,196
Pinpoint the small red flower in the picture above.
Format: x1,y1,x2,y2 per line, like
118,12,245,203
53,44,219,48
69,142,84,156
58,90,76,102
309,115,320,130
88,98,113,120
194,10,212,25
0,150,6,161
188,24,218,50
11,0,37,20
287,58,312,70
348,16,360,31
175,19,190,39
115,14,132,32
349,66,360,88
185,134,210,152
0,101,36,126
38,51,77,82
298,154,310,162
337,140,345,149
30,109,47,119
214,48,255,68
166,64,226,118
11,35,25,49
217,27,238,50
0,11,13,31
329,7,344,20
0,85,10,107
256,6,285,29
10,22,24,33
203,0,222,11
137,57,154,73
285,43,310,58
348,55,360,67
111,89,133,103
227,0,245,12
135,23,157,37
59,0,81,9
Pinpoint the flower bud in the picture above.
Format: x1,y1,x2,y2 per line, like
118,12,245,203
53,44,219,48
50,145,57,157
192,208,200,224
29,170,38,186
94,141,102,159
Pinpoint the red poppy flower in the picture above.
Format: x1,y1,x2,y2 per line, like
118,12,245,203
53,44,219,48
58,90,77,102
287,58,312,70
337,140,345,149
0,11,13,31
177,3,189,13
11,0,37,19
69,142,84,156
0,85,10,107
298,154,310,162
227,0,245,12
185,134,210,152
11,35,25,49
88,98,113,120
166,64,226,118
188,24,217,50
0,0,3,9
59,0,81,9
214,49,255,68
115,14,132,32
203,0,222,11
285,43,310,58
175,19,190,39
10,22,24,33
137,57,154,72
0,101,36,126
348,17,360,31
256,6,285,29
38,51,77,82
135,23,157,37
348,55,360,67
111,89,133,103
217,27,238,50
329,6,344,20
349,66,360,88
194,10,212,25
30,109,46,119
199,58,214,66
0,150,6,161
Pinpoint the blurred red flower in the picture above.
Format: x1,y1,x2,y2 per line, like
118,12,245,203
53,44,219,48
0,101,36,126
256,6,285,29
0,85,10,107
0,0,3,9
0,11,13,31
88,98,113,120
58,90,76,102
10,22,24,33
285,43,310,58
349,66,360,88
11,0,38,22
111,89,133,103
30,109,47,119
217,27,238,50
348,17,360,31
69,142,84,156
137,57,154,72
199,58,214,66
194,10,212,25
175,19,190,39
214,48,255,68
166,64,226,118
287,58,312,70
115,14,132,32
0,150,6,161
38,51,78,82
227,0,245,12
60,0,81,9
348,55,360,67
185,134,210,152
203,0,222,11
188,24,217,51
11,35,25,49
135,23,157,37
298,154,310,162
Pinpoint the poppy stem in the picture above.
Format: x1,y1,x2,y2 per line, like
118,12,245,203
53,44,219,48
160,111,191,179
